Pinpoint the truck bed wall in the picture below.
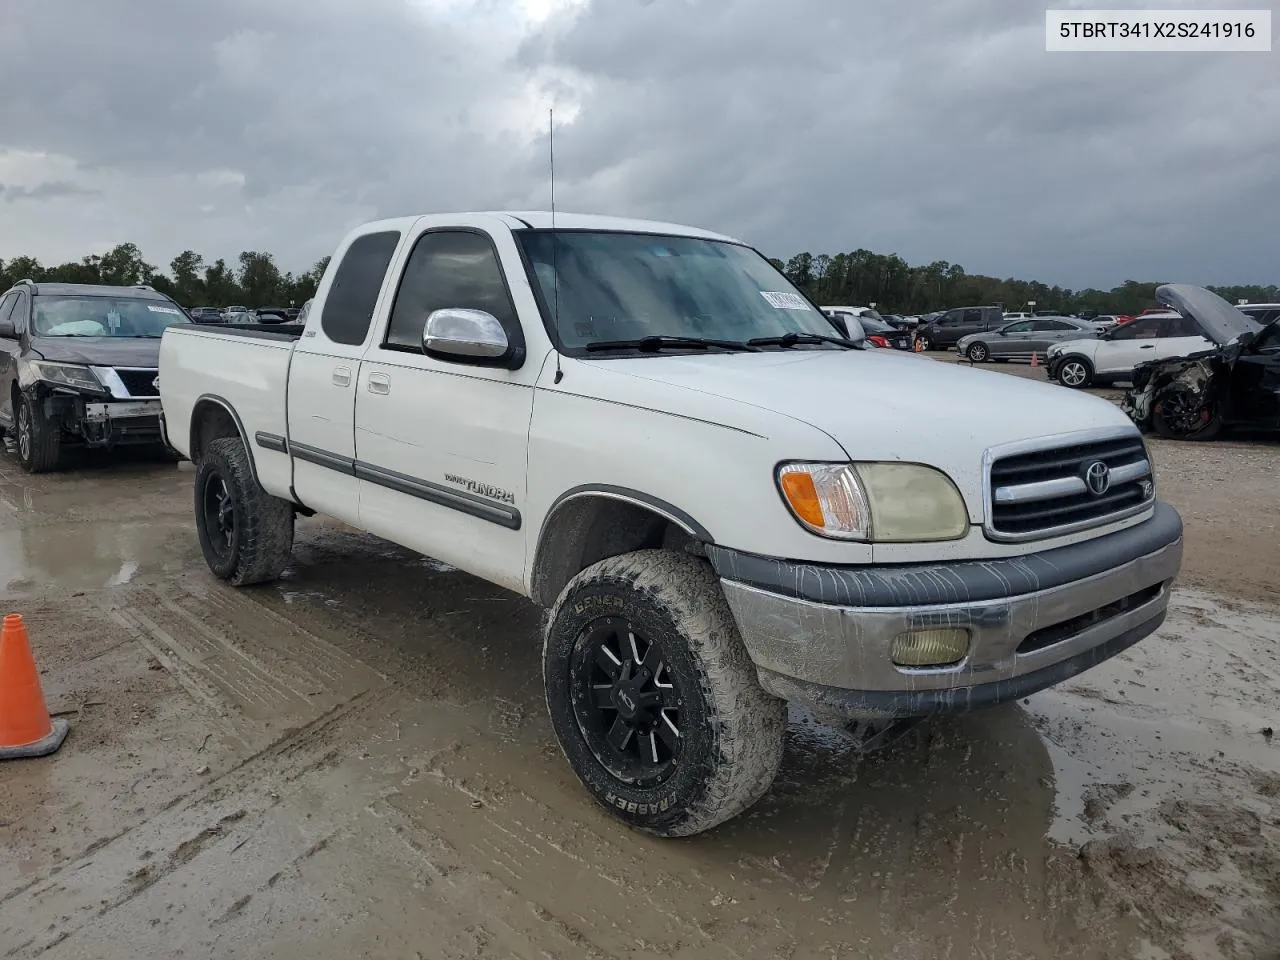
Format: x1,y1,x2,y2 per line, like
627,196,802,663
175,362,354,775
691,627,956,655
159,327,295,500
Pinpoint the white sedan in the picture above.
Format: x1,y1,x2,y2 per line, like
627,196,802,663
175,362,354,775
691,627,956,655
1045,312,1213,388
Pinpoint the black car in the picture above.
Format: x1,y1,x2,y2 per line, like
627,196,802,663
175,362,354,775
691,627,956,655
0,281,191,472
189,306,224,323
1124,284,1280,441
913,306,1004,350
861,315,914,350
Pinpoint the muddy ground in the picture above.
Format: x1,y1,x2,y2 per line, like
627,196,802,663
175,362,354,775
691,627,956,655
1,364,1277,960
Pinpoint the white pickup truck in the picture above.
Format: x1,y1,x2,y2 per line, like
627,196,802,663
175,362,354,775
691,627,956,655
158,212,1183,837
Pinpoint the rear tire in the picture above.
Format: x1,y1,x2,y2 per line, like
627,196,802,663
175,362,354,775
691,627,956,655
1057,357,1093,389
544,550,786,837
194,436,294,585
15,393,62,474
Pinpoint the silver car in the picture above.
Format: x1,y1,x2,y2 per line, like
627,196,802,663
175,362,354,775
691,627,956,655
957,316,1102,363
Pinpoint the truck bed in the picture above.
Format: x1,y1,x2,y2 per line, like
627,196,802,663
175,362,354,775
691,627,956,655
159,324,298,500
188,322,305,341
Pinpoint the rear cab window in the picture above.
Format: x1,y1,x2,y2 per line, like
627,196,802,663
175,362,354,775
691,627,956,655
320,231,402,346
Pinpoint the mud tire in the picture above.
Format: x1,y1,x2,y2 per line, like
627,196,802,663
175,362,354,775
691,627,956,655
544,549,786,838
15,393,62,474
194,436,294,585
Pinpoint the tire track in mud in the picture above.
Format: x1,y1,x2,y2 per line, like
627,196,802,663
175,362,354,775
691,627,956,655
0,691,389,958
0,578,395,958
101,583,386,750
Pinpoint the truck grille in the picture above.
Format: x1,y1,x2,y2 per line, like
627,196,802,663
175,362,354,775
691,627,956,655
115,368,159,397
987,435,1154,540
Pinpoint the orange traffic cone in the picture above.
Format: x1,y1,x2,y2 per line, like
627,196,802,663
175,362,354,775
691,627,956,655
0,614,69,760
1031,352,1040,367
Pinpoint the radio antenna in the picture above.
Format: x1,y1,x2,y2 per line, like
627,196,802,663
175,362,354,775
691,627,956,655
550,107,564,384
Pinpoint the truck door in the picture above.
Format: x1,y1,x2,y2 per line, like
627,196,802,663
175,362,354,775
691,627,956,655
287,229,402,522
354,219,539,593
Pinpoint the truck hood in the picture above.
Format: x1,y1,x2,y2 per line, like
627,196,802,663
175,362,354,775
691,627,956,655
582,349,1137,517
28,337,163,367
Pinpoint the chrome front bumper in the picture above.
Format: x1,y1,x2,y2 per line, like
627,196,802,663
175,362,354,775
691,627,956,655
708,502,1183,720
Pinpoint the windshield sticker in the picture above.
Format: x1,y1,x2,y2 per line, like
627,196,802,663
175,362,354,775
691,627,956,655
146,305,182,315
760,291,810,311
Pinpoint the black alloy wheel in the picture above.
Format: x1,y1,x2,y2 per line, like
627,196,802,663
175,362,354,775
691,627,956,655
1153,385,1223,441
200,468,238,564
571,616,681,786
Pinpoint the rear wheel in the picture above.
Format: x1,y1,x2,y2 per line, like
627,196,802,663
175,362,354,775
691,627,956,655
15,393,62,474
1057,357,1093,389
966,342,989,362
544,550,786,837
194,436,294,585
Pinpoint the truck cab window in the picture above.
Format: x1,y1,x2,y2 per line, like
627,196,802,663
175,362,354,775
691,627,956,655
385,230,522,352
320,230,401,346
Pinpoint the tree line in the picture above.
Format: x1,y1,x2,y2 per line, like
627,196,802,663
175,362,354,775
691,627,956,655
2,241,1274,317
0,243,332,310
771,250,1277,316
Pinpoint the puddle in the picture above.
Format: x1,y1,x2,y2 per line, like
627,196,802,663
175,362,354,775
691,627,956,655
0,520,192,590
1024,588,1280,957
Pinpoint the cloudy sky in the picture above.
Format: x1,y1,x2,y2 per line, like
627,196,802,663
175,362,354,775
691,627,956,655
0,0,1276,289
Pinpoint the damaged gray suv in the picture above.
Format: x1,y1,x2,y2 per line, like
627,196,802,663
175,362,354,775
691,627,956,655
0,280,192,472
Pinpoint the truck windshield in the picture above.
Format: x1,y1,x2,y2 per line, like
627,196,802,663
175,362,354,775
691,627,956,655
515,230,840,354
33,296,191,338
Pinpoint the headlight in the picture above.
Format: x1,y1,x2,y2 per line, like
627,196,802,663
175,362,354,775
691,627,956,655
27,361,106,393
777,461,969,542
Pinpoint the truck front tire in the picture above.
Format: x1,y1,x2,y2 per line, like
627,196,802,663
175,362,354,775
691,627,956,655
194,436,295,586
543,549,786,837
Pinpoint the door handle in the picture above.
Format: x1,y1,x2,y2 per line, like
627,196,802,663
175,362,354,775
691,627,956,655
367,373,391,395
332,366,352,386
1139,344,1155,349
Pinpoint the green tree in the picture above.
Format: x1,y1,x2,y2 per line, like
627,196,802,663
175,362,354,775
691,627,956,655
169,250,206,305
203,258,241,306
237,251,282,307
98,243,154,286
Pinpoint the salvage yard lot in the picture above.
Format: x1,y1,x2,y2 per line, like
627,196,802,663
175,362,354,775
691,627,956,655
1,366,1277,960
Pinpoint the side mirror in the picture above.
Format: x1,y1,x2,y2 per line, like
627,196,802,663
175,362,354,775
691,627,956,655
827,315,850,337
842,317,867,346
423,308,509,361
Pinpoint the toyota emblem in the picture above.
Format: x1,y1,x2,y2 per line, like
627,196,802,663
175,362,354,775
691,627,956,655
1085,461,1111,496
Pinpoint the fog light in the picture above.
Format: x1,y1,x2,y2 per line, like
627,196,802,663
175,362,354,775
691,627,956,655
890,628,970,667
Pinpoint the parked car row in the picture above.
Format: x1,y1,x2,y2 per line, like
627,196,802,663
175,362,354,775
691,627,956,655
188,305,302,324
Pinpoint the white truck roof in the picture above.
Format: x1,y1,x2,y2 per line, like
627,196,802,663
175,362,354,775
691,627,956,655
347,211,744,245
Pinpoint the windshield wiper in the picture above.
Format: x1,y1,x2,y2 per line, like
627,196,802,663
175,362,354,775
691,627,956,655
747,332,862,350
585,335,760,353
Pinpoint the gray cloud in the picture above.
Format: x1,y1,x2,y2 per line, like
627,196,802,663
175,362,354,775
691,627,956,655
0,0,1275,288
0,180,100,202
